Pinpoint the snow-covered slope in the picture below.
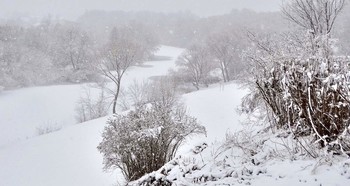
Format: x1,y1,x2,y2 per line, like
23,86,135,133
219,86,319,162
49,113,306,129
0,117,118,186
0,82,250,186
183,83,248,143
2,45,348,186
130,83,350,186
129,84,350,186
0,43,250,186
0,46,184,186
131,136,350,186
0,46,184,147
175,83,248,156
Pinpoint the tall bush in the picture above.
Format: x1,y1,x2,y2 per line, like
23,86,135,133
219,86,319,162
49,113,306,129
97,103,206,181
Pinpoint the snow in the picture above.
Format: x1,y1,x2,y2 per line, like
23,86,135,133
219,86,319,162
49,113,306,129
0,45,184,147
0,117,119,186
1,45,349,186
183,83,248,143
131,130,350,186
0,45,183,186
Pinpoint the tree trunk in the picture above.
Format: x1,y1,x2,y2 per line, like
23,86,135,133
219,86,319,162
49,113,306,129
224,64,231,82
112,82,121,114
192,82,200,90
220,65,227,82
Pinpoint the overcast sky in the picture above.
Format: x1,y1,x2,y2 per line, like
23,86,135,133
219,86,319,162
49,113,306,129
0,0,282,20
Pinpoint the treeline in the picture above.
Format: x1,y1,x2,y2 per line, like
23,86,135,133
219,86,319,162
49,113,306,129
2,7,349,89
0,9,289,89
77,9,286,48
0,21,94,88
77,10,288,90
169,6,350,90
0,17,158,89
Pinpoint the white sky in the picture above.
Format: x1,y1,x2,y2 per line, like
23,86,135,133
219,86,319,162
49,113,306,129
0,0,282,20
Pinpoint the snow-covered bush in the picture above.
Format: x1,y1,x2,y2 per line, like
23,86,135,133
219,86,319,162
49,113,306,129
36,123,62,136
245,34,350,157
97,102,206,182
245,32,350,156
130,126,350,186
242,0,350,156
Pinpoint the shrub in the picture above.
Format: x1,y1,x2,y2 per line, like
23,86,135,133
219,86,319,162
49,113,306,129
245,31,350,156
36,123,62,136
97,103,206,181
261,55,350,154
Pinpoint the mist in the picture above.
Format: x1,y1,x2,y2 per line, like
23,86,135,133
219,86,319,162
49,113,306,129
1,0,350,186
0,0,282,20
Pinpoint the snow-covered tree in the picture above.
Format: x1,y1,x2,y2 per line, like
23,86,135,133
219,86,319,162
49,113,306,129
0,21,98,88
0,25,54,87
57,26,91,71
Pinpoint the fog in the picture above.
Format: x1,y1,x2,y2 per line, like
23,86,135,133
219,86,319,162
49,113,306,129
0,0,281,20
1,0,350,185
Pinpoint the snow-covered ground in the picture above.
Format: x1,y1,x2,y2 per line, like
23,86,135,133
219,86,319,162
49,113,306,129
0,45,184,186
183,83,248,143
130,83,350,186
0,116,117,186
0,83,249,186
131,137,350,186
0,46,184,147
1,45,349,186
0,44,249,186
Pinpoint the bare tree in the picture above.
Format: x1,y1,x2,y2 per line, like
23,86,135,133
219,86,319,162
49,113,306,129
176,44,214,90
51,25,92,71
282,0,345,36
282,0,345,58
127,80,151,107
64,27,91,71
207,30,245,82
75,86,109,123
98,27,144,114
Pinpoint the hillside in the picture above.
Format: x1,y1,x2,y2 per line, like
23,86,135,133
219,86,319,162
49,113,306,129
1,45,349,186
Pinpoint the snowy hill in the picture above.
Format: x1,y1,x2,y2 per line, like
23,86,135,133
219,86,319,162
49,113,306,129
0,46,184,186
129,84,350,186
0,44,249,185
0,117,117,186
1,45,349,186
0,83,248,186
0,46,184,147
